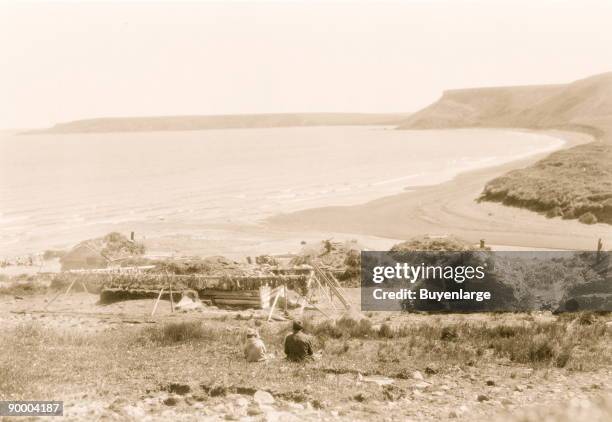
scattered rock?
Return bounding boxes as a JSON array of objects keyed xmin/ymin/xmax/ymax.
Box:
[
  {"xmin": 486, "ymin": 380, "xmax": 495, "ymax": 386},
  {"xmin": 253, "ymin": 390, "xmax": 275, "ymax": 406},
  {"xmin": 247, "ymin": 406, "xmax": 263, "ymax": 416},
  {"xmin": 413, "ymin": 381, "xmax": 430, "ymax": 390},
  {"xmin": 353, "ymin": 393, "xmax": 368, "ymax": 402},
  {"xmin": 477, "ymin": 394, "xmax": 490, "ymax": 402},
  {"xmin": 514, "ymin": 385, "xmax": 525, "ymax": 392},
  {"xmin": 412, "ymin": 371, "xmax": 424, "ymax": 381},
  {"xmin": 163, "ymin": 397, "xmax": 179, "ymax": 406},
  {"xmin": 286, "ymin": 402, "xmax": 304, "ymax": 411},
  {"xmin": 501, "ymin": 398, "xmax": 513, "ymax": 406},
  {"xmin": 448, "ymin": 410, "xmax": 458, "ymax": 418}
]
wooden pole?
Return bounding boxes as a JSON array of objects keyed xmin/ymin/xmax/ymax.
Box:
[
  {"xmin": 325, "ymin": 278, "xmax": 349, "ymax": 310},
  {"xmin": 314, "ymin": 275, "xmax": 335, "ymax": 309},
  {"xmin": 267, "ymin": 289, "xmax": 282, "ymax": 321},
  {"xmin": 44, "ymin": 290, "xmax": 63, "ymax": 310},
  {"xmin": 283, "ymin": 285, "xmax": 288, "ymax": 314},
  {"xmin": 306, "ymin": 270, "xmax": 314, "ymax": 289},
  {"xmin": 305, "ymin": 271, "xmax": 315, "ymax": 301},
  {"xmin": 597, "ymin": 238, "xmax": 604, "ymax": 262},
  {"xmin": 151, "ymin": 287, "xmax": 165, "ymax": 317},
  {"xmin": 165, "ymin": 269, "xmax": 174, "ymax": 313},
  {"xmin": 44, "ymin": 277, "xmax": 78, "ymax": 310},
  {"xmin": 314, "ymin": 264, "xmax": 349, "ymax": 310},
  {"xmin": 326, "ymin": 269, "xmax": 348, "ymax": 296},
  {"xmin": 312, "ymin": 267, "xmax": 339, "ymax": 306},
  {"xmin": 63, "ymin": 278, "xmax": 78, "ymax": 297},
  {"xmin": 297, "ymin": 292, "xmax": 331, "ymax": 318}
]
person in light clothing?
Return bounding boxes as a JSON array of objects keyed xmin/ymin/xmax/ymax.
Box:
[{"xmin": 244, "ymin": 329, "xmax": 267, "ymax": 362}]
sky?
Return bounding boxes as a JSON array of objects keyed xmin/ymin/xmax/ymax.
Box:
[{"xmin": 1, "ymin": 0, "xmax": 612, "ymax": 129}]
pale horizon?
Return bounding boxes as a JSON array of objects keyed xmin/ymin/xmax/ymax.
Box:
[{"xmin": 2, "ymin": 0, "xmax": 612, "ymax": 129}]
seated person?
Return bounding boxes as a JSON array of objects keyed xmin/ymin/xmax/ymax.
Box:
[
  {"xmin": 284, "ymin": 320, "xmax": 314, "ymax": 362},
  {"xmin": 244, "ymin": 328, "xmax": 267, "ymax": 362}
]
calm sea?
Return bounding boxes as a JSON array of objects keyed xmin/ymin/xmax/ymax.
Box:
[{"xmin": 0, "ymin": 126, "xmax": 563, "ymax": 256}]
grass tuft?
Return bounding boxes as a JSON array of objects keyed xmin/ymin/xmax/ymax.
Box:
[{"xmin": 137, "ymin": 321, "xmax": 225, "ymax": 345}]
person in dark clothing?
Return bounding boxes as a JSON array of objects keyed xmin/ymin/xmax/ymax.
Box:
[{"xmin": 284, "ymin": 320, "xmax": 314, "ymax": 361}]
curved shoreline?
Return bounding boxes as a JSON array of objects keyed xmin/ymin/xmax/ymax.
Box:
[{"xmin": 267, "ymin": 129, "xmax": 610, "ymax": 251}]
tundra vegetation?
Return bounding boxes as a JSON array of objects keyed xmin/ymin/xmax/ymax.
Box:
[{"xmin": 0, "ymin": 312, "xmax": 610, "ymax": 420}]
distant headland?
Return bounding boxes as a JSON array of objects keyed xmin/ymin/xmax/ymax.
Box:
[{"xmin": 27, "ymin": 113, "xmax": 410, "ymax": 135}]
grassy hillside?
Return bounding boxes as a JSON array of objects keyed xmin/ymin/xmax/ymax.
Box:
[
  {"xmin": 30, "ymin": 113, "xmax": 409, "ymax": 134},
  {"xmin": 399, "ymin": 72, "xmax": 612, "ymax": 225},
  {"xmin": 480, "ymin": 142, "xmax": 612, "ymax": 224}
]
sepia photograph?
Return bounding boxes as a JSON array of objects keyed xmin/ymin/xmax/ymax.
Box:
[{"xmin": 1, "ymin": 1, "xmax": 611, "ymax": 420}]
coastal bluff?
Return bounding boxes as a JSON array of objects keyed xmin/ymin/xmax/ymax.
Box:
[{"xmin": 398, "ymin": 72, "xmax": 612, "ymax": 225}]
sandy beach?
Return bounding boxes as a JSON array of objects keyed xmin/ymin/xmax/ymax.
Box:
[{"xmin": 268, "ymin": 130, "xmax": 609, "ymax": 251}]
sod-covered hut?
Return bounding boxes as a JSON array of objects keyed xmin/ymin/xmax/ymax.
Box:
[{"xmin": 60, "ymin": 232, "xmax": 145, "ymax": 271}]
